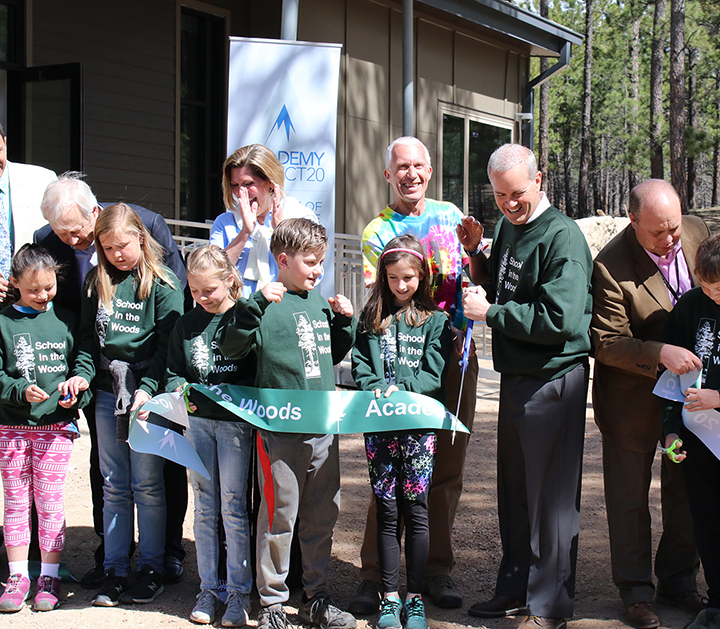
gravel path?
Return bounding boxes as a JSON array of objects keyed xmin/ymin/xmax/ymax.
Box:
[{"xmin": 0, "ymin": 362, "xmax": 704, "ymax": 628}]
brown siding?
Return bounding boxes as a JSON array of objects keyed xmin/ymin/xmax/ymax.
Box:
[
  {"xmin": 32, "ymin": 0, "xmax": 177, "ymax": 216},
  {"xmin": 300, "ymin": 0, "xmax": 527, "ymax": 236}
]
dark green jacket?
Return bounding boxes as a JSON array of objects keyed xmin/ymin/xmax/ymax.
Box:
[
  {"xmin": 486, "ymin": 206, "xmax": 593, "ymax": 380},
  {"xmin": 165, "ymin": 305, "xmax": 256, "ymax": 420},
  {"xmin": 73, "ymin": 267, "xmax": 184, "ymax": 396},
  {"xmin": 0, "ymin": 304, "xmax": 89, "ymax": 426},
  {"xmin": 220, "ymin": 289, "xmax": 356, "ymax": 392},
  {"xmin": 352, "ymin": 310, "xmax": 452, "ymax": 404}
]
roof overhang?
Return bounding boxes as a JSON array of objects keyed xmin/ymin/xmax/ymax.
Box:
[{"xmin": 417, "ymin": 0, "xmax": 583, "ymax": 57}]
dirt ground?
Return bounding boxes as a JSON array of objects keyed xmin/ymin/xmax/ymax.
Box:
[{"xmin": 0, "ymin": 360, "xmax": 704, "ymax": 629}]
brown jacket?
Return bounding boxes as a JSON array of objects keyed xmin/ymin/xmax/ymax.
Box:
[{"xmin": 591, "ymin": 215, "xmax": 710, "ymax": 452}]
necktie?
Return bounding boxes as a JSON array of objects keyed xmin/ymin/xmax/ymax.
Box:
[{"xmin": 0, "ymin": 188, "xmax": 12, "ymax": 279}]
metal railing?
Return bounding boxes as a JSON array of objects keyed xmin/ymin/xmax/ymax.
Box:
[
  {"xmin": 166, "ymin": 219, "xmax": 212, "ymax": 257},
  {"xmin": 166, "ymin": 219, "xmax": 489, "ymax": 358}
]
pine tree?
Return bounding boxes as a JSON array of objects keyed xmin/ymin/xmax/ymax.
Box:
[
  {"xmin": 14, "ymin": 336, "xmax": 36, "ymax": 384},
  {"xmin": 295, "ymin": 314, "xmax": 320, "ymax": 378},
  {"xmin": 191, "ymin": 334, "xmax": 210, "ymax": 384}
]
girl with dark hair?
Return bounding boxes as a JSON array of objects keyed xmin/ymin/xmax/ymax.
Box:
[
  {"xmin": 352, "ymin": 235, "xmax": 452, "ymax": 629},
  {"xmin": 0, "ymin": 244, "xmax": 87, "ymax": 612}
]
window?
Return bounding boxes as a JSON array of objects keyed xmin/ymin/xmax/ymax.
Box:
[
  {"xmin": 439, "ymin": 105, "xmax": 513, "ymax": 238},
  {"xmin": 0, "ymin": 0, "xmax": 24, "ymax": 70},
  {"xmin": 7, "ymin": 63, "xmax": 83, "ymax": 173},
  {"xmin": 180, "ymin": 6, "xmax": 226, "ymax": 224}
]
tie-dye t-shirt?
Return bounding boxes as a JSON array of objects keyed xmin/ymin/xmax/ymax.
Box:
[{"xmin": 361, "ymin": 199, "xmax": 469, "ymax": 329}]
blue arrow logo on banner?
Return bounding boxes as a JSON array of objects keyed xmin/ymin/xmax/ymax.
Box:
[{"xmin": 266, "ymin": 105, "xmax": 296, "ymax": 142}]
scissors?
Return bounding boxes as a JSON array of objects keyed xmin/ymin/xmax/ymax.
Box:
[{"xmin": 658, "ymin": 438, "xmax": 683, "ymax": 464}]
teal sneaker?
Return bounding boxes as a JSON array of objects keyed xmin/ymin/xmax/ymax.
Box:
[
  {"xmin": 403, "ymin": 597, "xmax": 428, "ymax": 629},
  {"xmin": 376, "ymin": 597, "xmax": 402, "ymax": 629}
]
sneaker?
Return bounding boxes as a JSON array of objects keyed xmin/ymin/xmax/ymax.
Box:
[
  {"xmin": 349, "ymin": 580, "xmax": 382, "ymax": 615},
  {"xmin": 190, "ymin": 589, "xmax": 219, "ymax": 624},
  {"xmin": 376, "ymin": 597, "xmax": 402, "ymax": 629},
  {"xmin": 92, "ymin": 569, "xmax": 128, "ymax": 607},
  {"xmin": 80, "ymin": 561, "xmax": 106, "ymax": 589},
  {"xmin": 33, "ymin": 575, "xmax": 61, "ymax": 611},
  {"xmin": 0, "ymin": 573, "xmax": 32, "ymax": 612},
  {"xmin": 258, "ymin": 604, "xmax": 288, "ymax": 629},
  {"xmin": 403, "ymin": 597, "xmax": 428, "ymax": 629},
  {"xmin": 119, "ymin": 564, "xmax": 164, "ymax": 604},
  {"xmin": 223, "ymin": 592, "xmax": 250, "ymax": 627},
  {"xmin": 299, "ymin": 594, "xmax": 357, "ymax": 629},
  {"xmin": 423, "ymin": 575, "xmax": 462, "ymax": 608}
]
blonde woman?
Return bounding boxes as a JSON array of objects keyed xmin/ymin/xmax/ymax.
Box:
[{"xmin": 210, "ymin": 144, "xmax": 317, "ymax": 297}]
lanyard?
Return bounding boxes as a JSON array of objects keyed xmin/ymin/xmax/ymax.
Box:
[{"xmin": 657, "ymin": 255, "xmax": 682, "ymax": 303}]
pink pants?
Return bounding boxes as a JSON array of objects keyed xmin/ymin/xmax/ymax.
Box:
[{"xmin": 0, "ymin": 424, "xmax": 75, "ymax": 552}]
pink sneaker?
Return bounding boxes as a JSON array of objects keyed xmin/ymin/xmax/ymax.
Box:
[
  {"xmin": 33, "ymin": 575, "xmax": 61, "ymax": 611},
  {"xmin": 0, "ymin": 573, "xmax": 32, "ymax": 612}
]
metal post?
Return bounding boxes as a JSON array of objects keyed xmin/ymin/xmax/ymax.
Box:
[
  {"xmin": 402, "ymin": 0, "xmax": 414, "ymax": 136},
  {"xmin": 281, "ymin": 0, "xmax": 299, "ymax": 41}
]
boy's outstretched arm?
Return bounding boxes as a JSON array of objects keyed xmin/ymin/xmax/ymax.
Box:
[
  {"xmin": 219, "ymin": 285, "xmax": 284, "ymax": 360},
  {"xmin": 328, "ymin": 293, "xmax": 357, "ymax": 364}
]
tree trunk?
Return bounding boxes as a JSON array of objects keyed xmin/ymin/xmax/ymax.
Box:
[
  {"xmin": 669, "ymin": 0, "xmax": 687, "ymax": 211},
  {"xmin": 538, "ymin": 0, "xmax": 550, "ymax": 189},
  {"xmin": 650, "ymin": 0, "xmax": 666, "ymax": 179},
  {"xmin": 564, "ymin": 141, "xmax": 573, "ymax": 216},
  {"xmin": 687, "ymin": 46, "xmax": 697, "ymax": 209},
  {"xmin": 577, "ymin": 0, "xmax": 593, "ymax": 218},
  {"xmin": 592, "ymin": 124, "xmax": 602, "ymax": 213},
  {"xmin": 714, "ymin": 75, "xmax": 720, "ymax": 207},
  {"xmin": 628, "ymin": 3, "xmax": 641, "ymax": 192}
]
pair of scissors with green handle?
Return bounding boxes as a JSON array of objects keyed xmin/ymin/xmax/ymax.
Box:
[{"xmin": 658, "ymin": 438, "xmax": 684, "ymax": 464}]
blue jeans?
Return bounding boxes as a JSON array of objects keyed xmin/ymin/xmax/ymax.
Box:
[
  {"xmin": 187, "ymin": 417, "xmax": 252, "ymax": 594},
  {"xmin": 96, "ymin": 389, "xmax": 166, "ymax": 576}
]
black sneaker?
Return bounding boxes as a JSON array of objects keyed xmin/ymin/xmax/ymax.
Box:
[
  {"xmin": 257, "ymin": 604, "xmax": 287, "ymax": 629},
  {"xmin": 348, "ymin": 580, "xmax": 382, "ymax": 616},
  {"xmin": 299, "ymin": 594, "xmax": 357, "ymax": 629},
  {"xmin": 92, "ymin": 569, "xmax": 129, "ymax": 607},
  {"xmin": 119, "ymin": 564, "xmax": 164, "ymax": 604}
]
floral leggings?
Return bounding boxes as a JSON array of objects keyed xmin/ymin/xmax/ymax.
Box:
[
  {"xmin": 365, "ymin": 431, "xmax": 436, "ymax": 593},
  {"xmin": 0, "ymin": 424, "xmax": 76, "ymax": 552}
]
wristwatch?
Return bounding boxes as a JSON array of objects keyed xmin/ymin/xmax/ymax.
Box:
[{"xmin": 464, "ymin": 246, "xmax": 483, "ymax": 257}]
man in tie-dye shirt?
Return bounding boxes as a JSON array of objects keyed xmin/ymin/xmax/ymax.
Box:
[{"xmin": 351, "ymin": 136, "xmax": 485, "ymax": 615}]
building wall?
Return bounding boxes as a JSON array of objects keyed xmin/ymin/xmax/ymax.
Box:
[
  {"xmin": 299, "ymin": 0, "xmax": 528, "ymax": 236},
  {"xmin": 30, "ymin": 0, "xmax": 276, "ymax": 218},
  {"xmin": 28, "ymin": 0, "xmax": 527, "ymax": 231}
]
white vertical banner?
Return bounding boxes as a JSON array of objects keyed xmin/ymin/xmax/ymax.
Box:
[{"xmin": 227, "ymin": 37, "xmax": 342, "ymax": 299}]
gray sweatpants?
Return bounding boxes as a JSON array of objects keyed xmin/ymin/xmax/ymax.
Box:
[{"xmin": 256, "ymin": 430, "xmax": 341, "ymax": 607}]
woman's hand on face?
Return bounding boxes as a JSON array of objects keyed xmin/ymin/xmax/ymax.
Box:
[
  {"xmin": 270, "ymin": 188, "xmax": 284, "ymax": 229},
  {"xmin": 236, "ymin": 187, "xmax": 259, "ymax": 235}
]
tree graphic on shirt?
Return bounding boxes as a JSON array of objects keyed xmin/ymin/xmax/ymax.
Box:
[
  {"xmin": 695, "ymin": 319, "xmax": 716, "ymax": 384},
  {"xmin": 380, "ymin": 325, "xmax": 397, "ymax": 385},
  {"xmin": 496, "ymin": 246, "xmax": 510, "ymax": 303},
  {"xmin": 295, "ymin": 312, "xmax": 321, "ymax": 379},
  {"xmin": 191, "ymin": 334, "xmax": 210, "ymax": 384},
  {"xmin": 13, "ymin": 335, "xmax": 36, "ymax": 384},
  {"xmin": 96, "ymin": 306, "xmax": 110, "ymax": 348}
]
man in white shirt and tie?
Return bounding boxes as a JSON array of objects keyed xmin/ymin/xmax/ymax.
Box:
[{"xmin": 0, "ymin": 123, "xmax": 56, "ymax": 301}]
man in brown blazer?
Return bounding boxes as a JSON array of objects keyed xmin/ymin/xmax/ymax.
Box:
[{"xmin": 592, "ymin": 179, "xmax": 708, "ymax": 629}]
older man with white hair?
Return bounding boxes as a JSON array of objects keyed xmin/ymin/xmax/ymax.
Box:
[
  {"xmin": 463, "ymin": 143, "xmax": 593, "ymax": 629},
  {"xmin": 34, "ymin": 173, "xmax": 188, "ymax": 588},
  {"xmin": 351, "ymin": 137, "xmax": 484, "ymax": 616}
]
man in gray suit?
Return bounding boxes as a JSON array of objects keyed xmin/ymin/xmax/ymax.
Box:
[{"xmin": 592, "ymin": 179, "xmax": 709, "ymax": 629}]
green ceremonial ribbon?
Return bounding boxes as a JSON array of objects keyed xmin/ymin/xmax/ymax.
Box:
[{"xmin": 190, "ymin": 383, "xmax": 469, "ymax": 436}]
